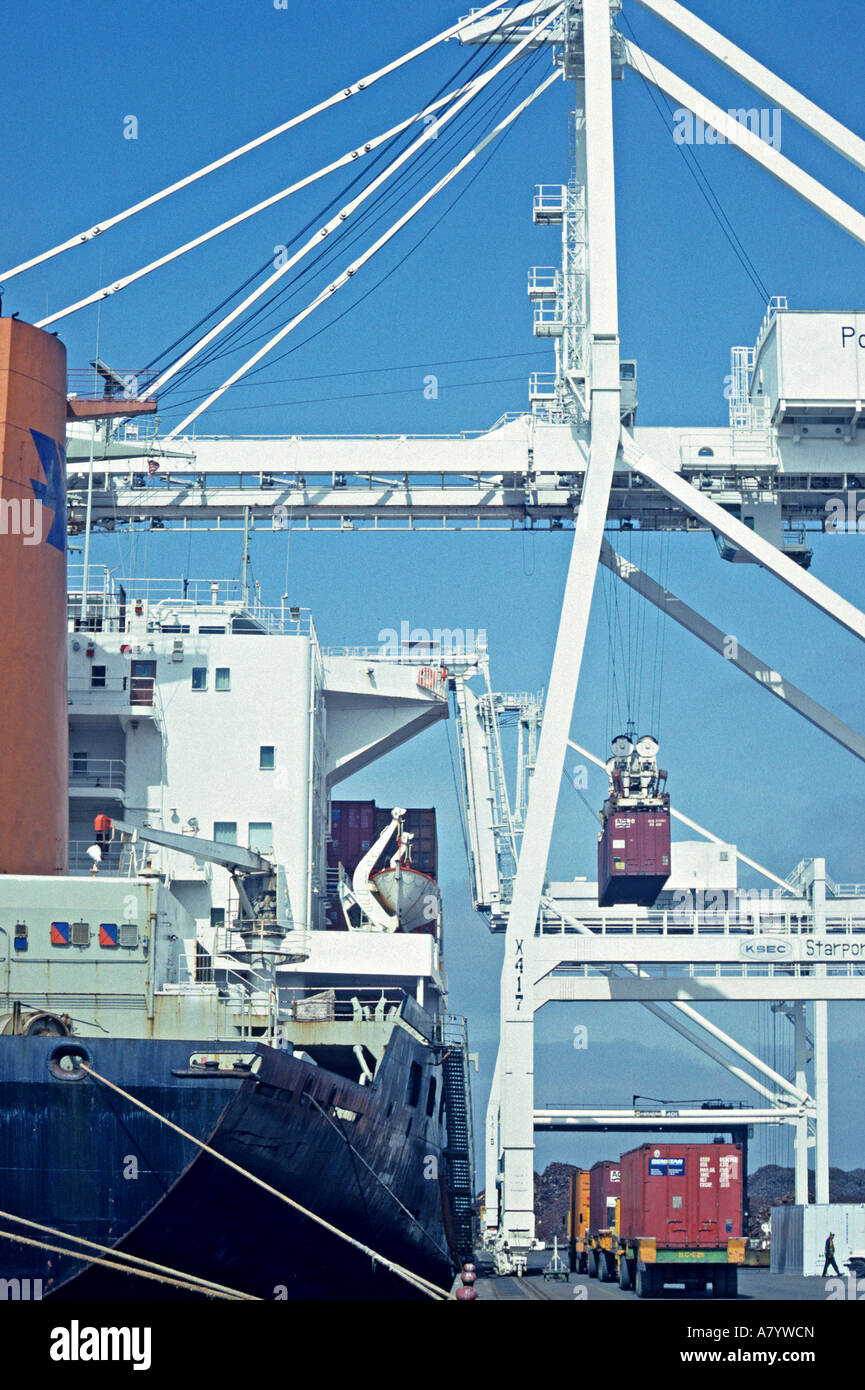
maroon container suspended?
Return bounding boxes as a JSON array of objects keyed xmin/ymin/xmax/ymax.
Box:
[
  {"xmin": 619, "ymin": 1143, "xmax": 743, "ymax": 1248},
  {"xmin": 598, "ymin": 805, "xmax": 671, "ymax": 907}
]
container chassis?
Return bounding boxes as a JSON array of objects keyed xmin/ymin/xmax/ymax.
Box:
[{"xmin": 588, "ymin": 1234, "xmax": 746, "ymax": 1298}]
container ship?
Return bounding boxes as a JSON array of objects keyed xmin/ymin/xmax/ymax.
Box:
[{"xmin": 0, "ymin": 319, "xmax": 475, "ymax": 1301}]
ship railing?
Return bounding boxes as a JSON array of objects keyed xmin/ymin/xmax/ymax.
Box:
[
  {"xmin": 537, "ymin": 904, "xmax": 865, "ymax": 934},
  {"xmin": 68, "ymin": 676, "xmax": 131, "ymax": 701},
  {"xmin": 555, "ymin": 960, "xmax": 865, "ymax": 980},
  {"xmin": 69, "ymin": 757, "xmax": 126, "ymax": 790},
  {"xmin": 68, "ymin": 839, "xmax": 123, "ymax": 875},
  {"xmin": 324, "ymin": 644, "xmax": 486, "ymax": 675},
  {"xmin": 278, "ymin": 986, "xmax": 407, "ymax": 1024}
]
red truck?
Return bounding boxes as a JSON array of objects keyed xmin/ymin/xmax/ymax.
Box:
[{"xmin": 613, "ymin": 1142, "xmax": 746, "ymax": 1298}]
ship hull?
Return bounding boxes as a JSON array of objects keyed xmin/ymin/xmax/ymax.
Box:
[{"xmin": 0, "ymin": 1018, "xmax": 455, "ymax": 1300}]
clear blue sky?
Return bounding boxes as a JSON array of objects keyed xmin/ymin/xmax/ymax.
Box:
[{"xmin": 4, "ymin": 0, "xmax": 865, "ymax": 1173}]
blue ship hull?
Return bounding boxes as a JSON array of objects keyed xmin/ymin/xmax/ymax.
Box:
[{"xmin": 0, "ymin": 1008, "xmax": 456, "ymax": 1300}]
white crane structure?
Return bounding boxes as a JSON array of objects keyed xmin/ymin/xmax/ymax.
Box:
[{"xmin": 14, "ymin": 2, "xmax": 865, "ymax": 1273}]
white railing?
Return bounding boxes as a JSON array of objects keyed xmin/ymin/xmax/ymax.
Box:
[
  {"xmin": 539, "ymin": 905, "xmax": 865, "ymax": 936},
  {"xmin": 69, "ymin": 758, "xmax": 126, "ymax": 790},
  {"xmin": 68, "ymin": 839, "xmax": 123, "ymax": 874},
  {"xmin": 533, "ymin": 183, "xmax": 567, "ymax": 218},
  {"xmin": 529, "ymin": 372, "xmax": 558, "ymax": 399},
  {"xmin": 533, "ymin": 301, "xmax": 565, "ymax": 335},
  {"xmin": 528, "ymin": 267, "xmax": 562, "ymax": 298}
]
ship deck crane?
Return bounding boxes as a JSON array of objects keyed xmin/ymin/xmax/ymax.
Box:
[{"xmin": 97, "ymin": 817, "xmax": 308, "ymax": 965}]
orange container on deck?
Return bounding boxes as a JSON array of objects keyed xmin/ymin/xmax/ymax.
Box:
[{"xmin": 0, "ymin": 319, "xmax": 68, "ymax": 874}]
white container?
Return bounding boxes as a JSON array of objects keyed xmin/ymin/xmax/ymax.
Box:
[{"xmin": 771, "ymin": 1203, "xmax": 865, "ymax": 1276}]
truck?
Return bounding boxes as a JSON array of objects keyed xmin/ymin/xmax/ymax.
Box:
[
  {"xmin": 584, "ymin": 1159, "xmax": 622, "ymax": 1281},
  {"xmin": 613, "ymin": 1142, "xmax": 746, "ymax": 1298},
  {"xmin": 566, "ymin": 1169, "xmax": 590, "ymax": 1273}
]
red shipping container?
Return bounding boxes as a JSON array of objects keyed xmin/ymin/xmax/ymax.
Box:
[
  {"xmin": 327, "ymin": 800, "xmax": 376, "ymax": 872},
  {"xmin": 598, "ymin": 806, "xmax": 671, "ymax": 907},
  {"xmin": 329, "ymin": 803, "xmax": 438, "ymax": 879},
  {"xmin": 589, "ymin": 1159, "xmax": 621, "ymax": 1232},
  {"xmin": 619, "ymin": 1143, "xmax": 743, "ymax": 1249}
]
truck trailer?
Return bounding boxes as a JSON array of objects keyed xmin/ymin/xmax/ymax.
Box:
[
  {"xmin": 566, "ymin": 1169, "xmax": 590, "ymax": 1273},
  {"xmin": 613, "ymin": 1142, "xmax": 746, "ymax": 1298},
  {"xmin": 585, "ymin": 1159, "xmax": 622, "ymax": 1282}
]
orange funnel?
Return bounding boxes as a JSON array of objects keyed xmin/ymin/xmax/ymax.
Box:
[{"xmin": 0, "ymin": 319, "xmax": 68, "ymax": 874}]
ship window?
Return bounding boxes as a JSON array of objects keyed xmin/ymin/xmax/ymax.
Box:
[
  {"xmin": 259, "ymin": 746, "xmax": 275, "ymax": 770},
  {"xmin": 698, "ymin": 447, "xmax": 715, "ymax": 457},
  {"xmin": 214, "ymin": 822, "xmax": 238, "ymax": 844},
  {"xmin": 248, "ymin": 823, "xmax": 273, "ymax": 854},
  {"xmin": 439, "ymin": 1088, "xmax": 446, "ymax": 1123},
  {"xmin": 210, "ymin": 907, "xmax": 226, "ymax": 929},
  {"xmin": 71, "ymin": 751, "xmax": 88, "ymax": 776},
  {"xmin": 406, "ymin": 1061, "xmax": 423, "ymax": 1108},
  {"xmin": 426, "ymin": 1077, "xmax": 437, "ymax": 1117},
  {"xmin": 191, "ymin": 667, "xmax": 207, "ymax": 691},
  {"xmin": 198, "ymin": 625, "xmax": 226, "ymax": 634},
  {"xmin": 215, "ymin": 668, "xmax": 231, "ymax": 691},
  {"xmin": 90, "ymin": 665, "xmax": 106, "ymax": 689}
]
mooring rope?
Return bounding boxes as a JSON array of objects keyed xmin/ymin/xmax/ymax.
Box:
[
  {"xmin": 0, "ymin": 1208, "xmax": 258, "ymax": 1300},
  {"xmin": 0, "ymin": 1228, "xmax": 252, "ymax": 1299},
  {"xmin": 80, "ymin": 1062, "xmax": 449, "ymax": 1300}
]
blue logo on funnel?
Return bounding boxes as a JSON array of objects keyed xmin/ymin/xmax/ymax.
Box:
[{"xmin": 29, "ymin": 429, "xmax": 66, "ymax": 552}]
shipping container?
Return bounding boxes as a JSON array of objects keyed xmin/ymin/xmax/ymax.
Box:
[
  {"xmin": 327, "ymin": 800, "xmax": 377, "ymax": 873},
  {"xmin": 589, "ymin": 1160, "xmax": 621, "ymax": 1233},
  {"xmin": 620, "ymin": 1142, "xmax": 742, "ymax": 1247},
  {"xmin": 567, "ymin": 1169, "xmax": 591, "ymax": 1272},
  {"xmin": 597, "ymin": 806, "xmax": 671, "ymax": 907},
  {"xmin": 613, "ymin": 1143, "xmax": 746, "ymax": 1298},
  {"xmin": 373, "ymin": 806, "xmax": 438, "ymax": 880},
  {"xmin": 771, "ymin": 1203, "xmax": 865, "ymax": 1277}
]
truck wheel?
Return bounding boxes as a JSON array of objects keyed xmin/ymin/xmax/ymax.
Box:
[
  {"xmin": 618, "ymin": 1257, "xmax": 632, "ymax": 1291},
  {"xmin": 635, "ymin": 1263, "xmax": 655, "ymax": 1299},
  {"xmin": 587, "ymin": 1248, "xmax": 598, "ymax": 1279}
]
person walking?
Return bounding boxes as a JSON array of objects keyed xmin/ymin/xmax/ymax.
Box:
[{"xmin": 822, "ymin": 1232, "xmax": 840, "ymax": 1277}]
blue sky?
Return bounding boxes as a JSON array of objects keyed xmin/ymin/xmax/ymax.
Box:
[{"xmin": 4, "ymin": 0, "xmax": 865, "ymax": 1173}]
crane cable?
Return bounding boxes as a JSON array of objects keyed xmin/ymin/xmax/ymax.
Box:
[
  {"xmin": 157, "ymin": 41, "xmax": 551, "ymax": 404},
  {"xmin": 150, "ymin": 9, "xmax": 565, "ymax": 412},
  {"xmin": 138, "ymin": 21, "xmax": 515, "ymax": 376},
  {"xmin": 0, "ymin": 0, "xmax": 523, "ymax": 283},
  {"xmin": 164, "ymin": 66, "xmax": 563, "ymax": 438},
  {"xmin": 34, "ymin": 79, "xmax": 488, "ymax": 330}
]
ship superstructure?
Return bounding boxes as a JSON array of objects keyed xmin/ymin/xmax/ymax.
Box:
[{"xmin": 0, "ymin": 561, "xmax": 479, "ymax": 1297}]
